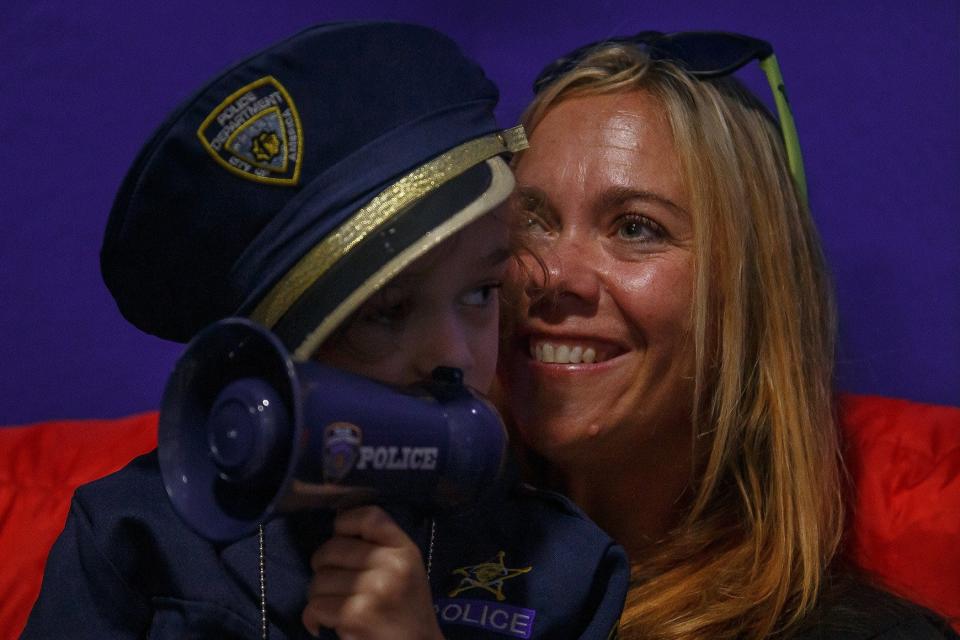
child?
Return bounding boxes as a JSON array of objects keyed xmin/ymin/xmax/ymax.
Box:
[{"xmin": 22, "ymin": 22, "xmax": 628, "ymax": 639}]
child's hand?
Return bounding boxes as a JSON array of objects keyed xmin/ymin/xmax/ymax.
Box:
[{"xmin": 301, "ymin": 505, "xmax": 443, "ymax": 639}]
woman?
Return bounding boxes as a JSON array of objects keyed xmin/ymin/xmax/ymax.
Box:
[{"xmin": 498, "ymin": 31, "xmax": 957, "ymax": 639}]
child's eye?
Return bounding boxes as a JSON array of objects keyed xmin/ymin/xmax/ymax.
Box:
[
  {"xmin": 459, "ymin": 283, "xmax": 501, "ymax": 307},
  {"xmin": 363, "ymin": 302, "xmax": 408, "ymax": 326},
  {"xmin": 615, "ymin": 214, "xmax": 665, "ymax": 242},
  {"xmin": 356, "ymin": 288, "xmax": 410, "ymax": 328}
]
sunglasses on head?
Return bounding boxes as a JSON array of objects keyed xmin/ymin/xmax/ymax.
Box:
[{"xmin": 533, "ymin": 31, "xmax": 808, "ymax": 207}]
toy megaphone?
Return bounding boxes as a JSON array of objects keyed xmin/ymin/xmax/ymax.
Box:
[{"xmin": 158, "ymin": 318, "xmax": 507, "ymax": 542}]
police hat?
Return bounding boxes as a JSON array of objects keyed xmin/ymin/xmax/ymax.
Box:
[{"xmin": 101, "ymin": 22, "xmax": 525, "ymax": 358}]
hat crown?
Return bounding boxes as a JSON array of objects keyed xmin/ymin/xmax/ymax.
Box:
[{"xmin": 102, "ymin": 22, "xmax": 501, "ymax": 343}]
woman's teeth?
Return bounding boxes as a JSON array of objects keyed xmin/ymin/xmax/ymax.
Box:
[{"xmin": 531, "ymin": 341, "xmax": 598, "ymax": 364}]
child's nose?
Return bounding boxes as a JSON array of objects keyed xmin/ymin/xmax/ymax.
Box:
[{"xmin": 413, "ymin": 313, "xmax": 474, "ymax": 382}]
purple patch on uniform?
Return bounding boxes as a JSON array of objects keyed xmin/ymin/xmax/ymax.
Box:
[{"xmin": 435, "ymin": 598, "xmax": 536, "ymax": 638}]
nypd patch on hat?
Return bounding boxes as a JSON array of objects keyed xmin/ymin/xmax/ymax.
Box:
[
  {"xmin": 196, "ymin": 76, "xmax": 303, "ymax": 186},
  {"xmin": 100, "ymin": 21, "xmax": 525, "ymax": 356}
]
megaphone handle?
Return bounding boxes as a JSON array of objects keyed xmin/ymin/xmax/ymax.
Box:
[{"xmin": 375, "ymin": 505, "xmax": 436, "ymax": 578}]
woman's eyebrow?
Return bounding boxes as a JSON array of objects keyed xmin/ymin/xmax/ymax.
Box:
[
  {"xmin": 513, "ymin": 185, "xmax": 559, "ymax": 227},
  {"xmin": 597, "ymin": 186, "xmax": 690, "ymax": 220},
  {"xmin": 515, "ymin": 185, "xmax": 549, "ymax": 208},
  {"xmin": 517, "ymin": 184, "xmax": 689, "ymax": 218}
]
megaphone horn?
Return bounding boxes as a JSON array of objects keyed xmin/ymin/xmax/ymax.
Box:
[{"xmin": 158, "ymin": 318, "xmax": 508, "ymax": 542}]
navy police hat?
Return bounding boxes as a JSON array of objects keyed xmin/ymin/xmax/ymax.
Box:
[{"xmin": 101, "ymin": 22, "xmax": 525, "ymax": 358}]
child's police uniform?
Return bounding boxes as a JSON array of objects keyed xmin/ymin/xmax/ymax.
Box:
[
  {"xmin": 25, "ymin": 452, "xmax": 626, "ymax": 639},
  {"xmin": 22, "ymin": 22, "xmax": 629, "ymax": 639}
]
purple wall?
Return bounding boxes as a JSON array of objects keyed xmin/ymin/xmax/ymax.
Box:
[{"xmin": 1, "ymin": 0, "xmax": 957, "ymax": 425}]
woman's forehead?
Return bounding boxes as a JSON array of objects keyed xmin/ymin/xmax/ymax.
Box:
[{"xmin": 516, "ymin": 92, "xmax": 689, "ymax": 217}]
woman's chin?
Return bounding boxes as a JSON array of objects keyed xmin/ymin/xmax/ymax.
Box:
[{"xmin": 514, "ymin": 412, "xmax": 609, "ymax": 465}]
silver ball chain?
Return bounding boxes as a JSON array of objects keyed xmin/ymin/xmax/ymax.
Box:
[
  {"xmin": 259, "ymin": 523, "xmax": 268, "ymax": 640},
  {"xmin": 256, "ymin": 516, "xmax": 437, "ymax": 640}
]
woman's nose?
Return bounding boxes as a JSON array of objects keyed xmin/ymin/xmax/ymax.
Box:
[{"xmin": 524, "ymin": 235, "xmax": 601, "ymax": 312}]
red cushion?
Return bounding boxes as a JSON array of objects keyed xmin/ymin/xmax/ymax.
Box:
[
  {"xmin": 840, "ymin": 393, "xmax": 960, "ymax": 628},
  {"xmin": 1, "ymin": 396, "xmax": 957, "ymax": 635},
  {"xmin": 0, "ymin": 412, "xmax": 158, "ymax": 638}
]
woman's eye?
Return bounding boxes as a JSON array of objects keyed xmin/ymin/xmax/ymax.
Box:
[
  {"xmin": 512, "ymin": 213, "xmax": 549, "ymax": 239},
  {"xmin": 525, "ymin": 216, "xmax": 547, "ymax": 232},
  {"xmin": 513, "ymin": 193, "xmax": 552, "ymax": 236},
  {"xmin": 460, "ymin": 283, "xmax": 501, "ymax": 307},
  {"xmin": 616, "ymin": 214, "xmax": 664, "ymax": 242}
]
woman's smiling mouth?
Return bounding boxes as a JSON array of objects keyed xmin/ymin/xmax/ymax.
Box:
[{"xmin": 527, "ymin": 337, "xmax": 624, "ymax": 364}]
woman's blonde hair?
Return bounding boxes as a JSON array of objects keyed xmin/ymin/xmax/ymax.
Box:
[{"xmin": 520, "ymin": 44, "xmax": 844, "ymax": 639}]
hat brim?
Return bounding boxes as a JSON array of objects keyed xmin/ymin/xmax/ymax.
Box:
[{"xmin": 257, "ymin": 156, "xmax": 514, "ymax": 360}]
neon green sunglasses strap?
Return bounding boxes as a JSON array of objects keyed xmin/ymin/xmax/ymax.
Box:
[{"xmin": 759, "ymin": 54, "xmax": 809, "ymax": 207}]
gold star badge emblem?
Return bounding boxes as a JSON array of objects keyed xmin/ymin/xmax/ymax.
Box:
[{"xmin": 448, "ymin": 551, "xmax": 532, "ymax": 602}]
